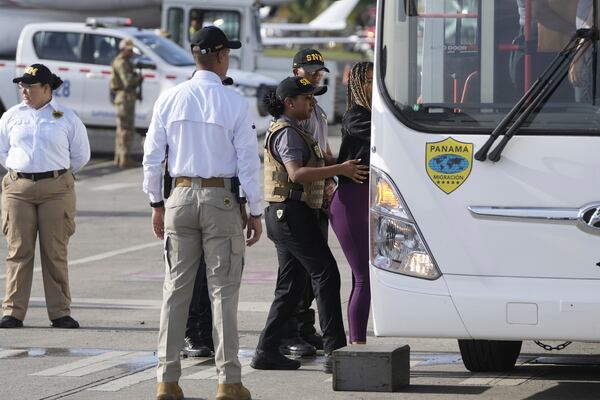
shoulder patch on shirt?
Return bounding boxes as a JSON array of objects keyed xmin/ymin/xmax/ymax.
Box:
[{"xmin": 52, "ymin": 110, "xmax": 64, "ymax": 119}]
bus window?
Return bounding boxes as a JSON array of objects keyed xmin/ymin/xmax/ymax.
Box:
[
  {"xmin": 188, "ymin": 9, "xmax": 241, "ymax": 42},
  {"xmin": 380, "ymin": 0, "xmax": 600, "ymax": 134},
  {"xmin": 166, "ymin": 7, "xmax": 185, "ymax": 47}
]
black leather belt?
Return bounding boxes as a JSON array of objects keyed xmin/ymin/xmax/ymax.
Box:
[{"xmin": 17, "ymin": 169, "xmax": 68, "ymax": 181}]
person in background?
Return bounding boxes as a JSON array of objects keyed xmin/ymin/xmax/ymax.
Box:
[
  {"xmin": 278, "ymin": 48, "xmax": 336, "ymax": 357},
  {"xmin": 182, "ymin": 259, "xmax": 214, "ymax": 358},
  {"xmin": 329, "ymin": 61, "xmax": 373, "ymax": 345},
  {"xmin": 0, "ymin": 64, "xmax": 90, "ymax": 329},
  {"xmin": 110, "ymin": 38, "xmax": 143, "ymax": 169},
  {"xmin": 250, "ymin": 76, "xmax": 368, "ymax": 373},
  {"xmin": 569, "ymin": 0, "xmax": 598, "ymax": 102},
  {"xmin": 189, "ymin": 18, "xmax": 202, "ymax": 38}
]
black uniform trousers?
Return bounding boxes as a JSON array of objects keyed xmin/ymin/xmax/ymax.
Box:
[
  {"xmin": 283, "ymin": 210, "xmax": 328, "ymax": 339},
  {"xmin": 257, "ymin": 200, "xmax": 347, "ymax": 354},
  {"xmin": 185, "ymin": 257, "xmax": 214, "ymax": 350}
]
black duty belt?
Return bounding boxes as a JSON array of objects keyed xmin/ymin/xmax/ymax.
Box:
[{"xmin": 17, "ymin": 169, "xmax": 68, "ymax": 181}]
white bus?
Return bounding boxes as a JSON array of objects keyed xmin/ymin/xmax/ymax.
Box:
[{"xmin": 369, "ymin": 0, "xmax": 600, "ymax": 372}]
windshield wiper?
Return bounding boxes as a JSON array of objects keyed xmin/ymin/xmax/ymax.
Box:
[{"xmin": 475, "ymin": 28, "xmax": 599, "ymax": 162}]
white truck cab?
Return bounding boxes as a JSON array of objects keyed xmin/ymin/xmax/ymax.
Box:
[
  {"xmin": 161, "ymin": 0, "xmax": 337, "ymax": 122},
  {"xmin": 12, "ymin": 18, "xmax": 276, "ymax": 133}
]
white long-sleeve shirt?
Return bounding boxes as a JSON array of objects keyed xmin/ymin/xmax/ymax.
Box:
[
  {"xmin": 143, "ymin": 70, "xmax": 262, "ymax": 216},
  {"xmin": 0, "ymin": 98, "xmax": 90, "ymax": 173}
]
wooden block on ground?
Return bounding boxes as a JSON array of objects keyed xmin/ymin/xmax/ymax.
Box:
[{"xmin": 332, "ymin": 344, "xmax": 410, "ymax": 392}]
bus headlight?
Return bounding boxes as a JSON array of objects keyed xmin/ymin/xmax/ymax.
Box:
[{"xmin": 370, "ymin": 167, "xmax": 441, "ymax": 280}]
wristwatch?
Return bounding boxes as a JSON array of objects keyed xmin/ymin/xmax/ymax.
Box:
[{"xmin": 150, "ymin": 200, "xmax": 165, "ymax": 208}]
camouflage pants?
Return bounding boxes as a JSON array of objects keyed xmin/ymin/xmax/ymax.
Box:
[{"xmin": 115, "ymin": 100, "xmax": 135, "ymax": 167}]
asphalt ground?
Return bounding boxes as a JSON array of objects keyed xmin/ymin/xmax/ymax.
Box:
[{"xmin": 0, "ymin": 126, "xmax": 600, "ymax": 400}]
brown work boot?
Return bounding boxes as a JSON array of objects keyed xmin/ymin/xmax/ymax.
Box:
[
  {"xmin": 215, "ymin": 383, "xmax": 251, "ymax": 400},
  {"xmin": 156, "ymin": 382, "xmax": 184, "ymax": 400}
]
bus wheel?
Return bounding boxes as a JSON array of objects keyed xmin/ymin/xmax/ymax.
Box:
[{"xmin": 458, "ymin": 339, "xmax": 522, "ymax": 372}]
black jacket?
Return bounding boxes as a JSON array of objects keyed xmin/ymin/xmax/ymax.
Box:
[{"xmin": 336, "ymin": 104, "xmax": 371, "ymax": 184}]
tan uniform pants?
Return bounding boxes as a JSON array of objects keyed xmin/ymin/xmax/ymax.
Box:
[
  {"xmin": 1, "ymin": 171, "xmax": 76, "ymax": 321},
  {"xmin": 115, "ymin": 94, "xmax": 136, "ymax": 166},
  {"xmin": 157, "ymin": 182, "xmax": 245, "ymax": 384}
]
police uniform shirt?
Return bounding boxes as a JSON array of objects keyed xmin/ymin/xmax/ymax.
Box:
[
  {"xmin": 0, "ymin": 98, "xmax": 91, "ymax": 173},
  {"xmin": 143, "ymin": 70, "xmax": 262, "ymax": 216},
  {"xmin": 299, "ymin": 101, "xmax": 328, "ymax": 151},
  {"xmin": 271, "ymin": 115, "xmax": 312, "ymax": 165}
]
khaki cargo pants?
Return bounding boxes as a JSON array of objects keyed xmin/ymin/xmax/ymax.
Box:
[
  {"xmin": 157, "ymin": 181, "xmax": 245, "ymax": 384},
  {"xmin": 1, "ymin": 171, "xmax": 76, "ymax": 321}
]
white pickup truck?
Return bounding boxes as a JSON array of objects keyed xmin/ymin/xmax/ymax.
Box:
[{"xmin": 0, "ymin": 18, "xmax": 277, "ymax": 134}]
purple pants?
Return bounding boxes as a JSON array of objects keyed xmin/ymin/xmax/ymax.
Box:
[{"xmin": 329, "ymin": 180, "xmax": 370, "ymax": 343}]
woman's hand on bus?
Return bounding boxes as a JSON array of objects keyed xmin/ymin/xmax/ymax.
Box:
[{"xmin": 338, "ymin": 159, "xmax": 369, "ymax": 183}]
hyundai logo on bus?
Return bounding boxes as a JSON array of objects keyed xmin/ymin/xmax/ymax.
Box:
[{"xmin": 578, "ymin": 204, "xmax": 600, "ymax": 234}]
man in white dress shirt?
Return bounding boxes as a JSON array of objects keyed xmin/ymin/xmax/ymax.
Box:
[
  {"xmin": 0, "ymin": 64, "xmax": 90, "ymax": 329},
  {"xmin": 143, "ymin": 26, "xmax": 262, "ymax": 400}
]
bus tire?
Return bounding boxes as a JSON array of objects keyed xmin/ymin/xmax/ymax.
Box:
[{"xmin": 458, "ymin": 339, "xmax": 522, "ymax": 372}]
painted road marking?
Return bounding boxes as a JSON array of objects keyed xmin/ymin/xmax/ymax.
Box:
[
  {"xmin": 89, "ymin": 358, "xmax": 203, "ymax": 392},
  {"xmin": 0, "ymin": 349, "xmax": 28, "ymax": 359},
  {"xmin": 31, "ymin": 351, "xmax": 133, "ymax": 376},
  {"xmin": 27, "ymin": 297, "xmax": 271, "ymax": 312},
  {"xmin": 90, "ymin": 183, "xmax": 139, "ymax": 192},
  {"xmin": 0, "ymin": 242, "xmax": 161, "ymax": 280},
  {"xmin": 62, "ymin": 352, "xmax": 154, "ymax": 377},
  {"xmin": 183, "ymin": 357, "xmax": 253, "ymax": 380}
]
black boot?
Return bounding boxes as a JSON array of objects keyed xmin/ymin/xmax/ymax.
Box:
[
  {"xmin": 279, "ymin": 336, "xmax": 316, "ymax": 357},
  {"xmin": 50, "ymin": 316, "xmax": 79, "ymax": 329},
  {"xmin": 182, "ymin": 336, "xmax": 212, "ymax": 358},
  {"xmin": 302, "ymin": 332, "xmax": 324, "ymax": 350},
  {"xmin": 250, "ymin": 349, "xmax": 301, "ymax": 370},
  {"xmin": 0, "ymin": 316, "xmax": 23, "ymax": 328}
]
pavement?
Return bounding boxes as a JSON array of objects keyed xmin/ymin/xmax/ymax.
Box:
[{"xmin": 0, "ymin": 127, "xmax": 600, "ymax": 400}]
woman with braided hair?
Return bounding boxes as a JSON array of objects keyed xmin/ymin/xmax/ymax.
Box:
[{"xmin": 329, "ymin": 61, "xmax": 374, "ymax": 344}]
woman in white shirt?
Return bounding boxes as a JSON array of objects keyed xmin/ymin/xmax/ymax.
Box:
[{"xmin": 0, "ymin": 63, "xmax": 90, "ymax": 329}]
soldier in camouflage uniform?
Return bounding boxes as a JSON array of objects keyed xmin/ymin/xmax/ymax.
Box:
[{"xmin": 110, "ymin": 38, "xmax": 142, "ymax": 169}]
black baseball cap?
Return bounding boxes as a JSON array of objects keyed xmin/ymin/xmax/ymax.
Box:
[
  {"xmin": 190, "ymin": 26, "xmax": 241, "ymax": 54},
  {"xmin": 276, "ymin": 76, "xmax": 327, "ymax": 101},
  {"xmin": 292, "ymin": 48, "xmax": 330, "ymax": 73},
  {"xmin": 13, "ymin": 64, "xmax": 54, "ymax": 85}
]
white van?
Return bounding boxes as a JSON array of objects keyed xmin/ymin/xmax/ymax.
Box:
[
  {"xmin": 370, "ymin": 0, "xmax": 600, "ymax": 372},
  {"xmin": 9, "ymin": 18, "xmax": 276, "ymax": 133}
]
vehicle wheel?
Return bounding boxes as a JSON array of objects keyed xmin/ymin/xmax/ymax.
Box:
[{"xmin": 458, "ymin": 339, "xmax": 522, "ymax": 372}]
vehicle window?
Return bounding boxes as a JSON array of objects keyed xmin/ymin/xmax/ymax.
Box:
[
  {"xmin": 33, "ymin": 31, "xmax": 82, "ymax": 62},
  {"xmin": 82, "ymin": 35, "xmax": 119, "ymax": 65},
  {"xmin": 134, "ymin": 33, "xmax": 194, "ymax": 66},
  {"xmin": 189, "ymin": 9, "xmax": 241, "ymax": 41},
  {"xmin": 167, "ymin": 7, "xmax": 185, "ymax": 47},
  {"xmin": 380, "ymin": 0, "xmax": 600, "ymax": 134}
]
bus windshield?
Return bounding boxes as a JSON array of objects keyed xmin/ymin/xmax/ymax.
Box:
[
  {"xmin": 134, "ymin": 33, "xmax": 195, "ymax": 66},
  {"xmin": 379, "ymin": 0, "xmax": 600, "ymax": 134}
]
